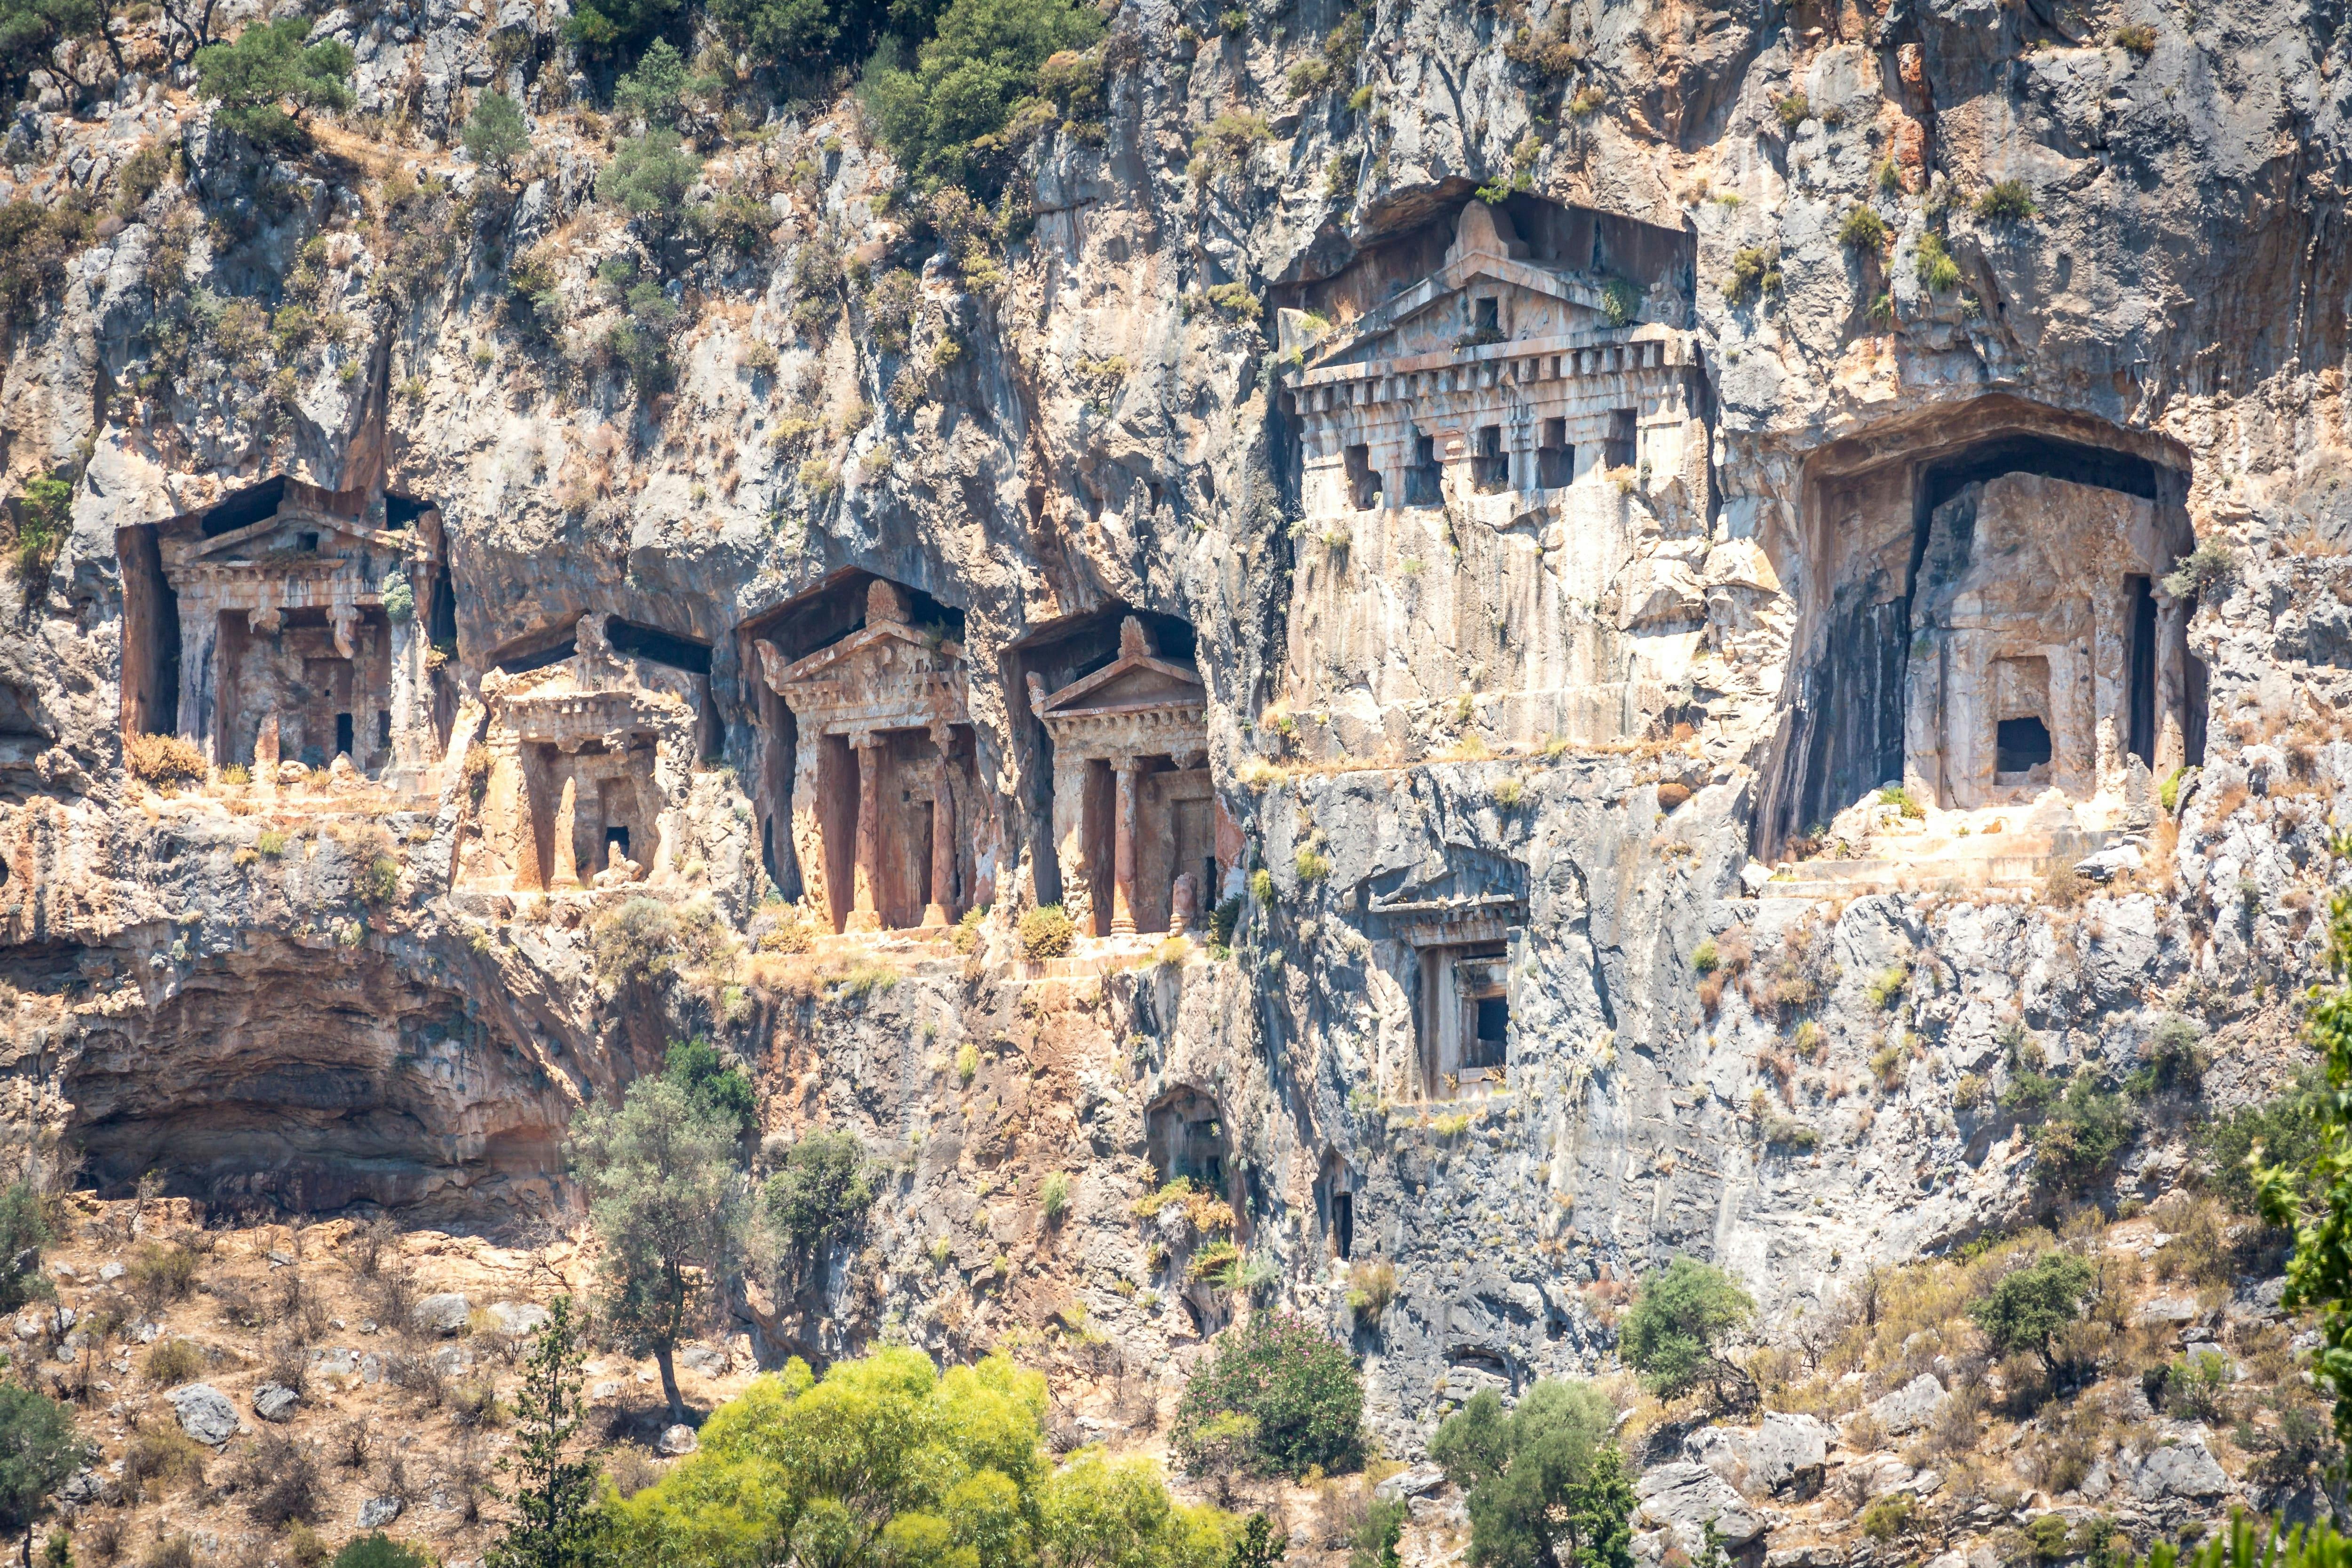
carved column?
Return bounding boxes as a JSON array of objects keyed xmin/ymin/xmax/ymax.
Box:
[
  {"xmin": 2154, "ymin": 597, "xmax": 2189, "ymax": 774},
  {"xmin": 1111, "ymin": 756, "xmax": 1140, "ymax": 936},
  {"xmin": 551, "ymin": 775, "xmax": 580, "ymax": 889},
  {"xmin": 847, "ymin": 734, "xmax": 884, "ymax": 933},
  {"xmin": 923, "ymin": 744, "xmax": 955, "ymax": 928}
]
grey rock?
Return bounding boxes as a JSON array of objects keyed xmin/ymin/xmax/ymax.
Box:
[
  {"xmin": 412, "ymin": 1293, "xmax": 471, "ymax": 1337},
  {"xmin": 1867, "ymin": 1373, "xmax": 1948, "ymax": 1436},
  {"xmin": 657, "ymin": 1424, "xmax": 698, "ymax": 1456},
  {"xmin": 1746, "ymin": 1413, "xmax": 1833, "ymax": 1495},
  {"xmin": 677, "ymin": 1345, "xmax": 728, "ymax": 1376},
  {"xmin": 167, "ymin": 1383, "xmax": 239, "ymax": 1446},
  {"xmin": 2125, "ymin": 1434, "xmax": 2231, "ymax": 1502},
  {"xmin": 98, "ymin": 1262, "xmax": 123, "ymax": 1282},
  {"xmin": 252, "ymin": 1382, "xmax": 300, "ymax": 1422},
  {"xmin": 1635, "ymin": 1462, "xmax": 1765, "ymax": 1552},
  {"xmin": 1375, "ymin": 1462, "xmax": 1447, "ymax": 1502},
  {"xmin": 358, "ymin": 1495, "xmax": 404, "ymax": 1528},
  {"xmin": 487, "ymin": 1301, "xmax": 549, "ymax": 1336},
  {"xmin": 311, "ymin": 1347, "xmax": 360, "ymax": 1377},
  {"xmin": 2136, "ymin": 1295, "xmax": 2202, "ymax": 1326}
]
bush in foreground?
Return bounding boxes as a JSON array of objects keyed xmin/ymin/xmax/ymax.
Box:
[{"xmin": 1174, "ymin": 1313, "xmax": 1363, "ymax": 1480}]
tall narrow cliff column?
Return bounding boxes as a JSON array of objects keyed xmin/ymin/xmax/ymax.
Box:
[
  {"xmin": 551, "ymin": 776, "xmax": 580, "ymax": 889},
  {"xmin": 847, "ymin": 734, "xmax": 884, "ymax": 933},
  {"xmin": 922, "ymin": 745, "xmax": 955, "ymax": 928},
  {"xmin": 1111, "ymin": 756, "xmax": 1140, "ymax": 936}
]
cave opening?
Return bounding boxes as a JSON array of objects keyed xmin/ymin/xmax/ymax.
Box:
[
  {"xmin": 115, "ymin": 524, "xmax": 181, "ymax": 739},
  {"xmin": 1996, "ymin": 716, "xmax": 2052, "ymax": 776}
]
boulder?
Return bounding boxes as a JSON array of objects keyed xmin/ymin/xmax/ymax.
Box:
[
  {"xmin": 311, "ymin": 1347, "xmax": 361, "ymax": 1378},
  {"xmin": 1635, "ymin": 1461, "xmax": 1765, "ymax": 1555},
  {"xmin": 658, "ymin": 1424, "xmax": 699, "ymax": 1456},
  {"xmin": 252, "ymin": 1383, "xmax": 300, "ymax": 1423},
  {"xmin": 1867, "ymin": 1373, "xmax": 1949, "ymax": 1436},
  {"xmin": 2136, "ymin": 1296, "xmax": 2201, "ymax": 1326},
  {"xmin": 358, "ymin": 1496, "xmax": 403, "ymax": 1528},
  {"xmin": 1374, "ymin": 1463, "xmax": 1447, "ymax": 1502},
  {"xmin": 487, "ymin": 1301, "xmax": 549, "ymax": 1336},
  {"xmin": 167, "ymin": 1383, "xmax": 240, "ymax": 1446},
  {"xmin": 677, "ymin": 1345, "xmax": 728, "ymax": 1376},
  {"xmin": 412, "ymin": 1293, "xmax": 471, "ymax": 1337},
  {"xmin": 2125, "ymin": 1434, "xmax": 2230, "ymax": 1502},
  {"xmin": 1747, "ymin": 1413, "xmax": 1833, "ymax": 1495}
]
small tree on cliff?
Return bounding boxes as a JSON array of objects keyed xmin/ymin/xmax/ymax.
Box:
[
  {"xmin": 568, "ymin": 1075, "xmax": 745, "ymax": 1425},
  {"xmin": 0, "ymin": 1383, "xmax": 87, "ymax": 1568},
  {"xmin": 485, "ymin": 1295, "xmax": 603, "ymax": 1568}
]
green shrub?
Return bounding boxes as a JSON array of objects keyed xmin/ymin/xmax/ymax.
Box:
[
  {"xmin": 1915, "ymin": 231, "xmax": 1962, "ymax": 293},
  {"xmin": 144, "ymin": 1338, "xmax": 203, "ymax": 1386},
  {"xmin": 1838, "ymin": 206, "xmax": 1888, "ymax": 251},
  {"xmin": 1207, "ymin": 895, "xmax": 1242, "ymax": 954},
  {"xmin": 1294, "ymin": 847, "xmax": 1332, "ymax": 883},
  {"xmin": 591, "ymin": 896, "xmax": 679, "ymax": 989},
  {"xmin": 614, "ymin": 38, "xmax": 700, "ymax": 127},
  {"xmin": 1859, "ymin": 1494, "xmax": 1913, "ymax": 1541},
  {"xmin": 1864, "ymin": 963, "xmax": 1909, "ymax": 1010},
  {"xmin": 2113, "ymin": 23, "xmax": 2157, "ymax": 56},
  {"xmin": 1621, "ymin": 1257, "xmax": 1754, "ymax": 1402},
  {"xmin": 1975, "ymin": 179, "xmax": 2037, "ymax": 223},
  {"xmin": 1969, "ymin": 1251, "xmax": 2093, "ymax": 1374},
  {"xmin": 2030, "ymin": 1075, "xmax": 2138, "ymax": 1190},
  {"xmin": 361, "ymin": 856, "xmax": 400, "ymax": 905},
  {"xmin": 955, "ymin": 1042, "xmax": 979, "ymax": 1085},
  {"xmin": 1721, "ymin": 247, "xmax": 1780, "ymax": 304},
  {"xmin": 194, "ymin": 18, "xmax": 354, "ymax": 150},
  {"xmin": 1692, "ymin": 939, "xmax": 1719, "ymax": 976},
  {"xmin": 1041, "ymin": 1171, "xmax": 1071, "ymax": 1224},
  {"xmin": 1350, "ymin": 1497, "xmax": 1406, "ymax": 1568},
  {"xmin": 329, "ymin": 1534, "xmax": 433, "ymax": 1568},
  {"xmin": 764, "ymin": 1129, "xmax": 874, "ymax": 1258},
  {"xmin": 1018, "ymin": 903, "xmax": 1074, "ymax": 959},
  {"xmin": 2163, "ymin": 539, "xmax": 2234, "ymax": 600},
  {"xmin": 599, "ymin": 129, "xmax": 701, "ymax": 229},
  {"xmin": 1249, "ymin": 868, "xmax": 1276, "ymax": 906},
  {"xmin": 1173, "ymin": 1313, "xmax": 1363, "ymax": 1478},
  {"xmin": 462, "ymin": 89, "xmax": 531, "ymax": 176},
  {"xmin": 1775, "ymin": 92, "xmax": 1810, "ymax": 130},
  {"xmin": 665, "ymin": 1037, "xmax": 759, "ymax": 1141},
  {"xmin": 1600, "ymin": 276, "xmax": 1641, "ymax": 327},
  {"xmin": 1431, "ymin": 1383, "xmax": 1636, "ymax": 1568},
  {"xmin": 857, "ymin": 0, "xmax": 1105, "ymax": 195},
  {"xmin": 1205, "ymin": 281, "xmax": 1262, "ymax": 319},
  {"xmin": 864, "ymin": 269, "xmax": 922, "ymax": 354},
  {"xmin": 9, "ymin": 473, "xmax": 71, "ymax": 580},
  {"xmin": 2200, "ymin": 1066, "xmax": 2325, "ymax": 1215},
  {"xmin": 2159, "ymin": 1348, "xmax": 2235, "ymax": 1423},
  {"xmin": 0, "ymin": 198, "xmax": 96, "ymax": 336},
  {"xmin": 2128, "ymin": 1015, "xmax": 2205, "ymax": 1098},
  {"xmin": 128, "ymin": 1242, "xmax": 199, "ymax": 1308}
]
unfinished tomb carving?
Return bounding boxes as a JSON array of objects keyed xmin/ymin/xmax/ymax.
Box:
[
  {"xmin": 1027, "ymin": 617, "xmax": 1214, "ymax": 939},
  {"xmin": 1367, "ymin": 851, "xmax": 1527, "ymax": 1099},
  {"xmin": 459, "ymin": 613, "xmax": 699, "ymax": 892},
  {"xmin": 1275, "ymin": 199, "xmax": 1712, "ymax": 753},
  {"xmin": 757, "ymin": 580, "xmax": 980, "ymax": 934},
  {"xmin": 149, "ymin": 479, "xmax": 442, "ymax": 783},
  {"xmin": 1905, "ymin": 472, "xmax": 2196, "ymax": 811}
]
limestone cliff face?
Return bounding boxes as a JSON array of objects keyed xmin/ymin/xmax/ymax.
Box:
[{"xmin": 1, "ymin": 0, "xmax": 2350, "ymax": 1474}]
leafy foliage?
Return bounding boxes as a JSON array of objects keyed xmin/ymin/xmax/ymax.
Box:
[
  {"xmin": 1019, "ymin": 903, "xmax": 1074, "ymax": 959},
  {"xmin": 2263, "ymin": 891, "xmax": 2352, "ymax": 1445},
  {"xmin": 591, "ymin": 896, "xmax": 679, "ymax": 989},
  {"xmin": 608, "ymin": 1348, "xmax": 1235, "ymax": 1568},
  {"xmin": 0, "ymin": 197, "xmax": 95, "ymax": 337},
  {"xmin": 1173, "ymin": 1314, "xmax": 1363, "ymax": 1479},
  {"xmin": 2029, "ymin": 1075, "xmax": 2138, "ymax": 1191},
  {"xmin": 858, "ymin": 0, "xmax": 1104, "ymax": 193},
  {"xmin": 564, "ymin": 0, "xmax": 677, "ymax": 57},
  {"xmin": 0, "ymin": 0, "xmax": 112, "ymax": 116},
  {"xmin": 1975, "ymin": 179, "xmax": 2037, "ymax": 223},
  {"xmin": 0, "ymin": 1384, "xmax": 87, "ymax": 1550},
  {"xmin": 9, "ymin": 473, "xmax": 70, "ymax": 581},
  {"xmin": 2203, "ymin": 1066, "xmax": 2325, "ymax": 1215},
  {"xmin": 193, "ymin": 18, "xmax": 356, "ymax": 150},
  {"xmin": 614, "ymin": 39, "xmax": 704, "ymax": 127},
  {"xmin": 568, "ymin": 1074, "xmax": 746, "ymax": 1422},
  {"xmin": 1620, "ymin": 1257, "xmax": 1754, "ymax": 1403},
  {"xmin": 463, "ymin": 91, "xmax": 531, "ymax": 177},
  {"xmin": 0, "ymin": 1184, "xmax": 53, "ymax": 1316},
  {"xmin": 763, "ymin": 1129, "xmax": 874, "ymax": 1261},
  {"xmin": 484, "ymin": 1294, "xmax": 604, "ymax": 1568},
  {"xmin": 2163, "ymin": 539, "xmax": 2235, "ymax": 601},
  {"xmin": 665, "ymin": 1036, "xmax": 759, "ymax": 1143},
  {"xmin": 332, "ymin": 1534, "xmax": 434, "ymax": 1568},
  {"xmin": 1837, "ymin": 206, "xmax": 1887, "ymax": 251},
  {"xmin": 1430, "ymin": 1383, "xmax": 1635, "ymax": 1568},
  {"xmin": 1969, "ymin": 1251, "xmax": 2094, "ymax": 1374},
  {"xmin": 598, "ymin": 128, "xmax": 702, "ymax": 229}
]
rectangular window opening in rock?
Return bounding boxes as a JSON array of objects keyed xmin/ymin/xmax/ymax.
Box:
[
  {"xmin": 1344, "ymin": 443, "xmax": 1381, "ymax": 511},
  {"xmin": 1406, "ymin": 432, "xmax": 1443, "ymax": 507},
  {"xmin": 1473, "ymin": 296, "xmax": 1499, "ymax": 335},
  {"xmin": 2127, "ymin": 573, "xmax": 2158, "ymax": 766},
  {"xmin": 1418, "ymin": 942, "xmax": 1510, "ymax": 1097},
  {"xmin": 1473, "ymin": 424, "xmax": 1508, "ymax": 493},
  {"xmin": 1605, "ymin": 408, "xmax": 1637, "ymax": 470},
  {"xmin": 1537, "ymin": 417, "xmax": 1573, "ymax": 489},
  {"xmin": 1331, "ymin": 1192, "xmax": 1353, "ymax": 1258}
]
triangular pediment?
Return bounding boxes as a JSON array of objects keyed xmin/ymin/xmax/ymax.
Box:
[
  {"xmin": 776, "ymin": 620, "xmax": 946, "ymax": 686},
  {"xmin": 1040, "ymin": 653, "xmax": 1204, "ymax": 716},
  {"xmin": 195, "ymin": 510, "xmax": 377, "ymax": 561}
]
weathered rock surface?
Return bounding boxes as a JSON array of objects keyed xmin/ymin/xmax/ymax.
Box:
[{"xmin": 167, "ymin": 1384, "xmax": 239, "ymax": 1446}]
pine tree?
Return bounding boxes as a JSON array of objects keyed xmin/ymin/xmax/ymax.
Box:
[{"xmin": 486, "ymin": 1296, "xmax": 604, "ymax": 1568}]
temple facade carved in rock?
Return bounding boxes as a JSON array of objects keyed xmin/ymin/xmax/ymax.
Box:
[
  {"xmin": 757, "ymin": 579, "xmax": 984, "ymax": 934},
  {"xmin": 457, "ymin": 613, "xmax": 699, "ymax": 893},
  {"xmin": 1027, "ymin": 616, "xmax": 1217, "ymax": 939}
]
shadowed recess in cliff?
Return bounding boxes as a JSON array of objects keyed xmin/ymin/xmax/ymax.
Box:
[
  {"xmin": 59, "ymin": 940, "xmax": 573, "ymax": 1216},
  {"xmin": 1764, "ymin": 398, "xmax": 2196, "ymax": 854}
]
